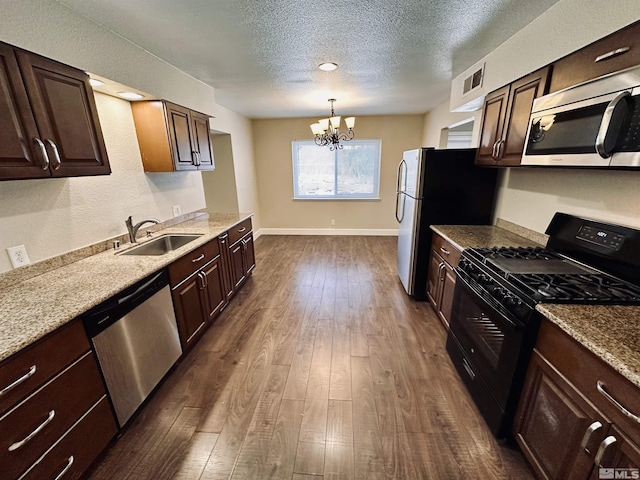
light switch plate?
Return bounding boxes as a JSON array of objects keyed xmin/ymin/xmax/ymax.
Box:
[
  {"xmin": 172, "ymin": 205, "xmax": 182, "ymax": 217},
  {"xmin": 7, "ymin": 245, "xmax": 31, "ymax": 268}
]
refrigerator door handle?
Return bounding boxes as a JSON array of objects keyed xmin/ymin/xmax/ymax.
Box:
[
  {"xmin": 395, "ymin": 192, "xmax": 406, "ymax": 223},
  {"xmin": 396, "ymin": 159, "xmax": 406, "ymax": 194}
]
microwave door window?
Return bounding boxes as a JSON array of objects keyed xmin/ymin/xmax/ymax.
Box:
[{"xmin": 526, "ymin": 102, "xmax": 610, "ymax": 155}]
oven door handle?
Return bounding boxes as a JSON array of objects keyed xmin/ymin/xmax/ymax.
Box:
[{"xmin": 454, "ymin": 269, "xmax": 522, "ymax": 331}]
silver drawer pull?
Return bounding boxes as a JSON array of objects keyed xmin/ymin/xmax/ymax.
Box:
[
  {"xmin": 192, "ymin": 253, "xmax": 205, "ymax": 263},
  {"xmin": 440, "ymin": 246, "xmax": 450, "ymax": 255},
  {"xmin": 580, "ymin": 421, "xmax": 603, "ymax": 453},
  {"xmin": 45, "ymin": 139, "xmax": 62, "ymax": 171},
  {"xmin": 594, "ymin": 435, "xmax": 617, "ymax": 467},
  {"xmin": 8, "ymin": 410, "xmax": 55, "ymax": 451},
  {"xmin": 0, "ymin": 365, "xmax": 37, "ymax": 396},
  {"xmin": 597, "ymin": 380, "xmax": 640, "ymax": 423},
  {"xmin": 238, "ymin": 227, "xmax": 246, "ymax": 233},
  {"xmin": 54, "ymin": 456, "xmax": 74, "ymax": 480},
  {"xmin": 595, "ymin": 46, "xmax": 630, "ymax": 63},
  {"xmin": 34, "ymin": 138, "xmax": 50, "ymax": 170}
]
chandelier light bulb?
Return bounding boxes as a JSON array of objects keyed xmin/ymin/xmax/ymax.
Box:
[{"xmin": 345, "ymin": 117, "xmax": 355, "ymax": 129}]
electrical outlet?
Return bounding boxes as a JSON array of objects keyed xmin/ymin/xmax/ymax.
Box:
[
  {"xmin": 7, "ymin": 245, "xmax": 31, "ymax": 268},
  {"xmin": 172, "ymin": 205, "xmax": 182, "ymax": 217},
  {"xmin": 330, "ymin": 219, "xmax": 336, "ymax": 226}
]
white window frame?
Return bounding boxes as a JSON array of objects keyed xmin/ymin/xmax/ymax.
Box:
[{"xmin": 291, "ymin": 139, "xmax": 382, "ymax": 200}]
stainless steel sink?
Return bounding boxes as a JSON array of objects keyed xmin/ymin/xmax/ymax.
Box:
[{"xmin": 119, "ymin": 234, "xmax": 203, "ymax": 256}]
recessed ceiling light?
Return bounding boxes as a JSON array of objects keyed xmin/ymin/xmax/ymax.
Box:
[
  {"xmin": 89, "ymin": 78, "xmax": 105, "ymax": 87},
  {"xmin": 319, "ymin": 62, "xmax": 338, "ymax": 71},
  {"xmin": 117, "ymin": 91, "xmax": 144, "ymax": 100}
]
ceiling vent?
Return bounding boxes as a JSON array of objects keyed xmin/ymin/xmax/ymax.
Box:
[{"xmin": 462, "ymin": 64, "xmax": 484, "ymax": 96}]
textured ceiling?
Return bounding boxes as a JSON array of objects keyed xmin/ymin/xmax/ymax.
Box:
[{"xmin": 58, "ymin": 0, "xmax": 558, "ymax": 118}]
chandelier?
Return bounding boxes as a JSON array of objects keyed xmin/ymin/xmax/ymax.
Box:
[{"xmin": 310, "ymin": 99, "xmax": 355, "ymax": 150}]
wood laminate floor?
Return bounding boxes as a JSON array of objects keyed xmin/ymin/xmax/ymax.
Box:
[{"xmin": 87, "ymin": 235, "xmax": 534, "ymax": 480}]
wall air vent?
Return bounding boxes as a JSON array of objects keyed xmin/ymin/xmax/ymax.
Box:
[{"xmin": 463, "ymin": 64, "xmax": 484, "ymax": 96}]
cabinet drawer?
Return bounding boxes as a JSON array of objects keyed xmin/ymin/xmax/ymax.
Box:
[
  {"xmin": 20, "ymin": 396, "xmax": 117, "ymax": 480},
  {"xmin": 0, "ymin": 320, "xmax": 89, "ymax": 415},
  {"xmin": 431, "ymin": 233, "xmax": 461, "ymax": 267},
  {"xmin": 228, "ymin": 218, "xmax": 252, "ymax": 245},
  {"xmin": 536, "ymin": 319, "xmax": 640, "ymax": 446},
  {"xmin": 168, "ymin": 239, "xmax": 219, "ymax": 286},
  {"xmin": 549, "ymin": 20, "xmax": 640, "ymax": 93},
  {"xmin": 0, "ymin": 352, "xmax": 106, "ymax": 480}
]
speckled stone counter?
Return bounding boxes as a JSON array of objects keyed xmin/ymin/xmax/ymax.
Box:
[
  {"xmin": 430, "ymin": 224, "xmax": 640, "ymax": 390},
  {"xmin": 537, "ymin": 304, "xmax": 640, "ymax": 388},
  {"xmin": 430, "ymin": 224, "xmax": 544, "ymax": 250},
  {"xmin": 0, "ymin": 211, "xmax": 252, "ymax": 363}
]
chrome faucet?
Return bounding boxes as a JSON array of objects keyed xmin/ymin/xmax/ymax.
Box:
[{"xmin": 125, "ymin": 216, "xmax": 160, "ymax": 243}]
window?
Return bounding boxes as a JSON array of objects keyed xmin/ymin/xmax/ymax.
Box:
[{"xmin": 292, "ymin": 139, "xmax": 381, "ymax": 199}]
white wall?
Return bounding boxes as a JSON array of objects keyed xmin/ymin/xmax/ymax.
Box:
[
  {"xmin": 422, "ymin": 102, "xmax": 481, "ymax": 148},
  {"xmin": 451, "ymin": 0, "xmax": 640, "ymax": 110},
  {"xmin": 0, "ymin": 0, "xmax": 260, "ymax": 272}
]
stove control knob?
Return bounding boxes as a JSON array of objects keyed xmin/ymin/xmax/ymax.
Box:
[
  {"xmin": 493, "ymin": 287, "xmax": 506, "ymax": 300},
  {"xmin": 477, "ymin": 274, "xmax": 492, "ymax": 285}
]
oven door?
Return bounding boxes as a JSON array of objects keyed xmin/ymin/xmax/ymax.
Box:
[{"xmin": 447, "ymin": 272, "xmax": 526, "ymax": 410}]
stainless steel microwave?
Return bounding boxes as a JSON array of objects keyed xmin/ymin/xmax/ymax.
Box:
[{"xmin": 521, "ymin": 65, "xmax": 640, "ymax": 167}]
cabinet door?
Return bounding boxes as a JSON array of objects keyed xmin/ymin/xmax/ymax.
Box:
[
  {"xmin": 191, "ymin": 111, "xmax": 215, "ymax": 170},
  {"xmin": 15, "ymin": 50, "xmax": 110, "ymax": 177},
  {"xmin": 439, "ymin": 261, "xmax": 456, "ymax": 329},
  {"xmin": 165, "ymin": 102, "xmax": 197, "ymax": 171},
  {"xmin": 218, "ymin": 234, "xmax": 234, "ymax": 302},
  {"xmin": 426, "ymin": 250, "xmax": 443, "ymax": 309},
  {"xmin": 202, "ymin": 257, "xmax": 225, "ymax": 321},
  {"xmin": 476, "ymin": 85, "xmax": 509, "ymax": 166},
  {"xmin": 172, "ymin": 275, "xmax": 208, "ymax": 350},
  {"xmin": 0, "ymin": 44, "xmax": 49, "ymax": 180},
  {"xmin": 242, "ymin": 234, "xmax": 256, "ymax": 275},
  {"xmin": 499, "ymin": 66, "xmax": 551, "ymax": 166},
  {"xmin": 514, "ymin": 350, "xmax": 608, "ymax": 480},
  {"xmin": 230, "ymin": 241, "xmax": 246, "ymax": 289}
]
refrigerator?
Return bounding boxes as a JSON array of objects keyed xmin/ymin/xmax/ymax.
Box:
[{"xmin": 396, "ymin": 148, "xmax": 498, "ymax": 298}]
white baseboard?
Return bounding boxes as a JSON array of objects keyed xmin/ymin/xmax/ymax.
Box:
[{"xmin": 255, "ymin": 228, "xmax": 398, "ymax": 237}]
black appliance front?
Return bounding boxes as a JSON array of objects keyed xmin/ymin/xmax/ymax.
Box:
[{"xmin": 446, "ymin": 273, "xmax": 539, "ymax": 438}]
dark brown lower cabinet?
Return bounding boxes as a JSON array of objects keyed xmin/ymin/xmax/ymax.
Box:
[
  {"xmin": 426, "ymin": 233, "xmax": 461, "ymax": 330},
  {"xmin": 514, "ymin": 319, "xmax": 640, "ymax": 479},
  {"xmin": 172, "ymin": 272, "xmax": 209, "ymax": 350},
  {"xmin": 229, "ymin": 232, "xmax": 255, "ymax": 290},
  {"xmin": 201, "ymin": 255, "xmax": 226, "ymax": 320}
]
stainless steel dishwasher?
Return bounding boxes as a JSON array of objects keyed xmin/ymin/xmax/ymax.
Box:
[{"xmin": 81, "ymin": 269, "xmax": 182, "ymax": 427}]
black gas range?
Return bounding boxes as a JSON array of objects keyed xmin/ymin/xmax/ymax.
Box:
[{"xmin": 446, "ymin": 213, "xmax": 640, "ymax": 438}]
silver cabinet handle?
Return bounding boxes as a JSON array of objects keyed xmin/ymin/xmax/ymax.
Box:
[
  {"xmin": 238, "ymin": 227, "xmax": 246, "ymax": 233},
  {"xmin": 491, "ymin": 140, "xmax": 499, "ymax": 159},
  {"xmin": 597, "ymin": 380, "xmax": 640, "ymax": 423},
  {"xmin": 595, "ymin": 46, "xmax": 631, "ymax": 63},
  {"xmin": 192, "ymin": 253, "xmax": 205, "ymax": 263},
  {"xmin": 201, "ymin": 271, "xmax": 207, "ymax": 288},
  {"xmin": 462, "ymin": 357, "xmax": 476, "ymax": 380},
  {"xmin": 594, "ymin": 435, "xmax": 617, "ymax": 467},
  {"xmin": 54, "ymin": 456, "xmax": 74, "ymax": 480},
  {"xmin": 34, "ymin": 138, "xmax": 50, "ymax": 170},
  {"xmin": 440, "ymin": 246, "xmax": 450, "ymax": 256},
  {"xmin": 45, "ymin": 139, "xmax": 62, "ymax": 170},
  {"xmin": 495, "ymin": 139, "xmax": 504, "ymax": 159},
  {"xmin": 191, "ymin": 151, "xmax": 197, "ymax": 166},
  {"xmin": 580, "ymin": 421, "xmax": 603, "ymax": 454},
  {"xmin": 596, "ymin": 91, "xmax": 630, "ymax": 158},
  {"xmin": 197, "ymin": 271, "xmax": 205, "ymax": 289},
  {"xmin": 0, "ymin": 365, "xmax": 36, "ymax": 396},
  {"xmin": 8, "ymin": 410, "xmax": 55, "ymax": 451}
]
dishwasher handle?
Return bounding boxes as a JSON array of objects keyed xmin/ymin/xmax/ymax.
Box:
[{"xmin": 82, "ymin": 269, "xmax": 170, "ymax": 338}]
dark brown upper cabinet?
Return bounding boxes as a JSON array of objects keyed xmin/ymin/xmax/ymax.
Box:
[
  {"xmin": 549, "ymin": 20, "xmax": 640, "ymax": 94},
  {"xmin": 0, "ymin": 42, "xmax": 110, "ymax": 180},
  {"xmin": 131, "ymin": 100, "xmax": 214, "ymax": 172},
  {"xmin": 476, "ymin": 66, "xmax": 551, "ymax": 167}
]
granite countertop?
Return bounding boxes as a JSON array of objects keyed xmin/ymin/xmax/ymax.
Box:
[
  {"xmin": 431, "ymin": 224, "xmax": 640, "ymax": 390},
  {"xmin": 430, "ymin": 224, "xmax": 544, "ymax": 250},
  {"xmin": 0, "ymin": 211, "xmax": 252, "ymax": 363}
]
